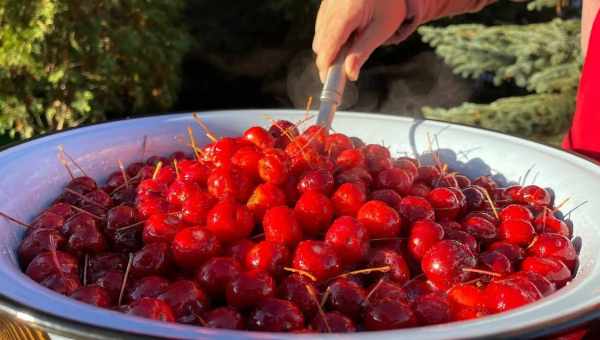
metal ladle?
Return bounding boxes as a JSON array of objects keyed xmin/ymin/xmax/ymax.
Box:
[{"xmin": 316, "ymin": 48, "xmax": 348, "ymax": 131}]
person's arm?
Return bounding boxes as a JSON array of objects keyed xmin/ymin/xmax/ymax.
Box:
[
  {"xmin": 582, "ymin": 0, "xmax": 600, "ymax": 56},
  {"xmin": 313, "ymin": 0, "xmax": 498, "ymax": 82},
  {"xmin": 387, "ymin": 0, "xmax": 497, "ymax": 44}
]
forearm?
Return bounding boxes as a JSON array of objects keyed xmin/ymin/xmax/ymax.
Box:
[
  {"xmin": 387, "ymin": 0, "xmax": 497, "ymax": 44},
  {"xmin": 582, "ymin": 0, "xmax": 600, "ymax": 56},
  {"xmin": 411, "ymin": 0, "xmax": 497, "ymax": 24}
]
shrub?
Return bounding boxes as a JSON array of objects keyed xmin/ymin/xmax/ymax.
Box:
[{"xmin": 0, "ymin": 1, "xmax": 191, "ymax": 138}]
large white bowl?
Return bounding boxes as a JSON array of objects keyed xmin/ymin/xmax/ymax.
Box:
[{"xmin": 0, "ymin": 110, "xmax": 599, "ymax": 339}]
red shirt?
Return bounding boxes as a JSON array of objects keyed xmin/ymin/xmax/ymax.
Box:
[{"xmin": 563, "ymin": 10, "xmax": 600, "ymax": 161}]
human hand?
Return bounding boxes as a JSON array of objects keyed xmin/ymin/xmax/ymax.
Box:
[{"xmin": 312, "ymin": 0, "xmax": 408, "ymax": 82}]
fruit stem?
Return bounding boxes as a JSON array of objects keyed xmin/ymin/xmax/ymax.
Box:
[
  {"xmin": 141, "ymin": 135, "xmax": 148, "ymax": 161},
  {"xmin": 283, "ymin": 267, "xmax": 317, "ymax": 282},
  {"xmin": 69, "ymin": 205, "xmax": 104, "ymax": 220},
  {"xmin": 263, "ymin": 114, "xmax": 298, "ymax": 144},
  {"xmin": 58, "ymin": 145, "xmax": 88, "ymax": 177},
  {"xmin": 0, "ymin": 212, "xmax": 30, "ymax": 228},
  {"xmin": 115, "ymin": 220, "xmax": 145, "ymax": 234},
  {"xmin": 250, "ymin": 233, "xmax": 264, "ymax": 240},
  {"xmin": 320, "ymin": 288, "xmax": 330, "ymax": 308},
  {"xmin": 57, "ymin": 146, "xmax": 75, "ymax": 180},
  {"xmin": 305, "ymin": 96, "xmax": 313, "ymax": 117},
  {"xmin": 118, "ymin": 253, "xmax": 133, "ymax": 307},
  {"xmin": 64, "ymin": 188, "xmax": 106, "ymax": 209},
  {"xmin": 193, "ymin": 311, "xmax": 208, "ymax": 327},
  {"xmin": 152, "ymin": 161, "xmax": 163, "ymax": 181},
  {"xmin": 187, "ymin": 126, "xmax": 201, "ymax": 161},
  {"xmin": 426, "ymin": 132, "xmax": 443, "ymax": 170},
  {"xmin": 82, "ymin": 253, "xmax": 89, "ymax": 287},
  {"xmin": 173, "ymin": 159, "xmax": 180, "ymax": 180},
  {"xmin": 527, "ymin": 235, "xmax": 539, "ymax": 250},
  {"xmin": 118, "ymin": 160, "xmax": 129, "ymax": 189},
  {"xmin": 554, "ymin": 197, "xmax": 571, "ymax": 212},
  {"xmin": 336, "ymin": 265, "xmax": 391, "ymax": 279},
  {"xmin": 479, "ymin": 187, "xmax": 500, "ymax": 220},
  {"xmin": 192, "ymin": 112, "xmax": 218, "ymax": 143},
  {"xmin": 305, "ymin": 284, "xmax": 331, "ymax": 333},
  {"xmin": 364, "ymin": 278, "xmax": 385, "ymax": 306},
  {"xmin": 462, "ymin": 267, "xmax": 502, "ymax": 277},
  {"xmin": 110, "ymin": 174, "xmax": 141, "ymax": 195},
  {"xmin": 370, "ymin": 237, "xmax": 407, "ymax": 242},
  {"xmin": 49, "ymin": 236, "xmax": 64, "ymax": 280},
  {"xmin": 400, "ymin": 273, "xmax": 425, "ymax": 290}
]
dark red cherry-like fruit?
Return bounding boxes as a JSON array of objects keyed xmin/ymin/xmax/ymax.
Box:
[
  {"xmin": 292, "ymin": 240, "xmax": 341, "ymax": 281},
  {"xmin": 245, "ymin": 241, "xmax": 290, "ymax": 277},
  {"xmin": 331, "ymin": 183, "xmax": 366, "ymax": 217},
  {"xmin": 421, "ymin": 240, "xmax": 477, "ymax": 289},
  {"xmin": 498, "ymin": 219, "xmax": 536, "ymax": 246},
  {"xmin": 121, "ymin": 297, "xmax": 175, "ymax": 322},
  {"xmin": 206, "ymin": 199, "xmax": 254, "ymax": 243},
  {"xmin": 324, "ymin": 216, "xmax": 369, "ymax": 266},
  {"xmin": 408, "ymin": 219, "xmax": 444, "ymax": 260},
  {"xmin": 204, "ymin": 307, "xmax": 246, "ymax": 329},
  {"xmin": 357, "ymin": 200, "xmax": 402, "ymax": 239},
  {"xmin": 70, "ymin": 285, "xmax": 112, "ymax": 308},
  {"xmin": 326, "ymin": 278, "xmax": 367, "ymax": 319},
  {"xmin": 158, "ymin": 280, "xmax": 209, "ymax": 324},
  {"xmin": 226, "ymin": 270, "xmax": 275, "ymax": 309},
  {"xmin": 246, "ymin": 183, "xmax": 286, "ymax": 221},
  {"xmin": 171, "ymin": 227, "xmax": 221, "ymax": 270},
  {"xmin": 278, "ymin": 274, "xmax": 320, "ymax": 317},
  {"xmin": 414, "ymin": 292, "xmax": 451, "ymax": 325},
  {"xmin": 131, "ymin": 242, "xmax": 171, "ymax": 277},
  {"xmin": 311, "ymin": 311, "xmax": 356, "ymax": 333},
  {"xmin": 126, "ymin": 275, "xmax": 170, "ymax": 303},
  {"xmin": 483, "ymin": 276, "xmax": 542, "ymax": 313},
  {"xmin": 527, "ymin": 233, "xmax": 577, "ymax": 270},
  {"xmin": 262, "ymin": 206, "xmax": 302, "ymax": 247},
  {"xmin": 398, "ymin": 196, "xmax": 435, "ymax": 224},
  {"xmin": 248, "ymin": 298, "xmax": 305, "ymax": 332},
  {"xmin": 294, "ymin": 191, "xmax": 334, "ymax": 236},
  {"xmin": 363, "ymin": 298, "xmax": 417, "ymax": 330},
  {"xmin": 521, "ymin": 256, "xmax": 572, "ymax": 287},
  {"xmin": 519, "ymin": 185, "xmax": 551, "ymax": 207},
  {"xmin": 427, "ymin": 187, "xmax": 462, "ymax": 221},
  {"xmin": 196, "ymin": 257, "xmax": 241, "ymax": 298},
  {"xmin": 369, "ymin": 249, "xmax": 411, "ymax": 285}
]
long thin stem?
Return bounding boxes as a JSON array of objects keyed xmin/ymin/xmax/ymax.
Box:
[
  {"xmin": 69, "ymin": 205, "xmax": 104, "ymax": 220},
  {"xmin": 58, "ymin": 145, "xmax": 88, "ymax": 177},
  {"xmin": 306, "ymin": 284, "xmax": 331, "ymax": 333},
  {"xmin": 0, "ymin": 212, "xmax": 30, "ymax": 228},
  {"xmin": 83, "ymin": 254, "xmax": 89, "ymax": 286},
  {"xmin": 192, "ymin": 112, "xmax": 218, "ymax": 143},
  {"xmin": 118, "ymin": 160, "xmax": 129, "ymax": 189},
  {"xmin": 283, "ymin": 267, "xmax": 317, "ymax": 282},
  {"xmin": 152, "ymin": 161, "xmax": 163, "ymax": 181},
  {"xmin": 118, "ymin": 253, "xmax": 134, "ymax": 307},
  {"xmin": 64, "ymin": 188, "xmax": 106, "ymax": 209}
]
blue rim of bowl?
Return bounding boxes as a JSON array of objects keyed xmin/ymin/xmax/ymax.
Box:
[{"xmin": 0, "ymin": 109, "xmax": 597, "ymax": 339}]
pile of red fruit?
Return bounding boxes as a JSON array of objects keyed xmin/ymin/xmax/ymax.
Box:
[{"xmin": 14, "ymin": 119, "xmax": 578, "ymax": 333}]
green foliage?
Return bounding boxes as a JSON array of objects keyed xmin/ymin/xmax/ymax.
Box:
[
  {"xmin": 419, "ymin": 16, "xmax": 581, "ymax": 143},
  {"xmin": 527, "ymin": 0, "xmax": 563, "ymax": 11},
  {"xmin": 0, "ymin": 0, "xmax": 191, "ymax": 139},
  {"xmin": 423, "ymin": 93, "xmax": 575, "ymax": 136}
]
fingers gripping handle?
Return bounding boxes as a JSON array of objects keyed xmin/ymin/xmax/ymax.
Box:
[{"xmin": 317, "ymin": 48, "xmax": 348, "ymax": 130}]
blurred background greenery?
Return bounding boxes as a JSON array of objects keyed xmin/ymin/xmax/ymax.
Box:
[{"xmin": 0, "ymin": 0, "xmax": 582, "ymax": 146}]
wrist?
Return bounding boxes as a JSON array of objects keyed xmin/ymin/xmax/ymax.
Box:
[{"xmin": 384, "ymin": 0, "xmax": 423, "ymax": 45}]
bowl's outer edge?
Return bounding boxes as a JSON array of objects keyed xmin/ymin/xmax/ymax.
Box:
[{"xmin": 0, "ymin": 110, "xmax": 599, "ymax": 340}]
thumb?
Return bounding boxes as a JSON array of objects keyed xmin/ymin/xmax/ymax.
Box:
[{"xmin": 344, "ymin": 23, "xmax": 389, "ymax": 81}]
